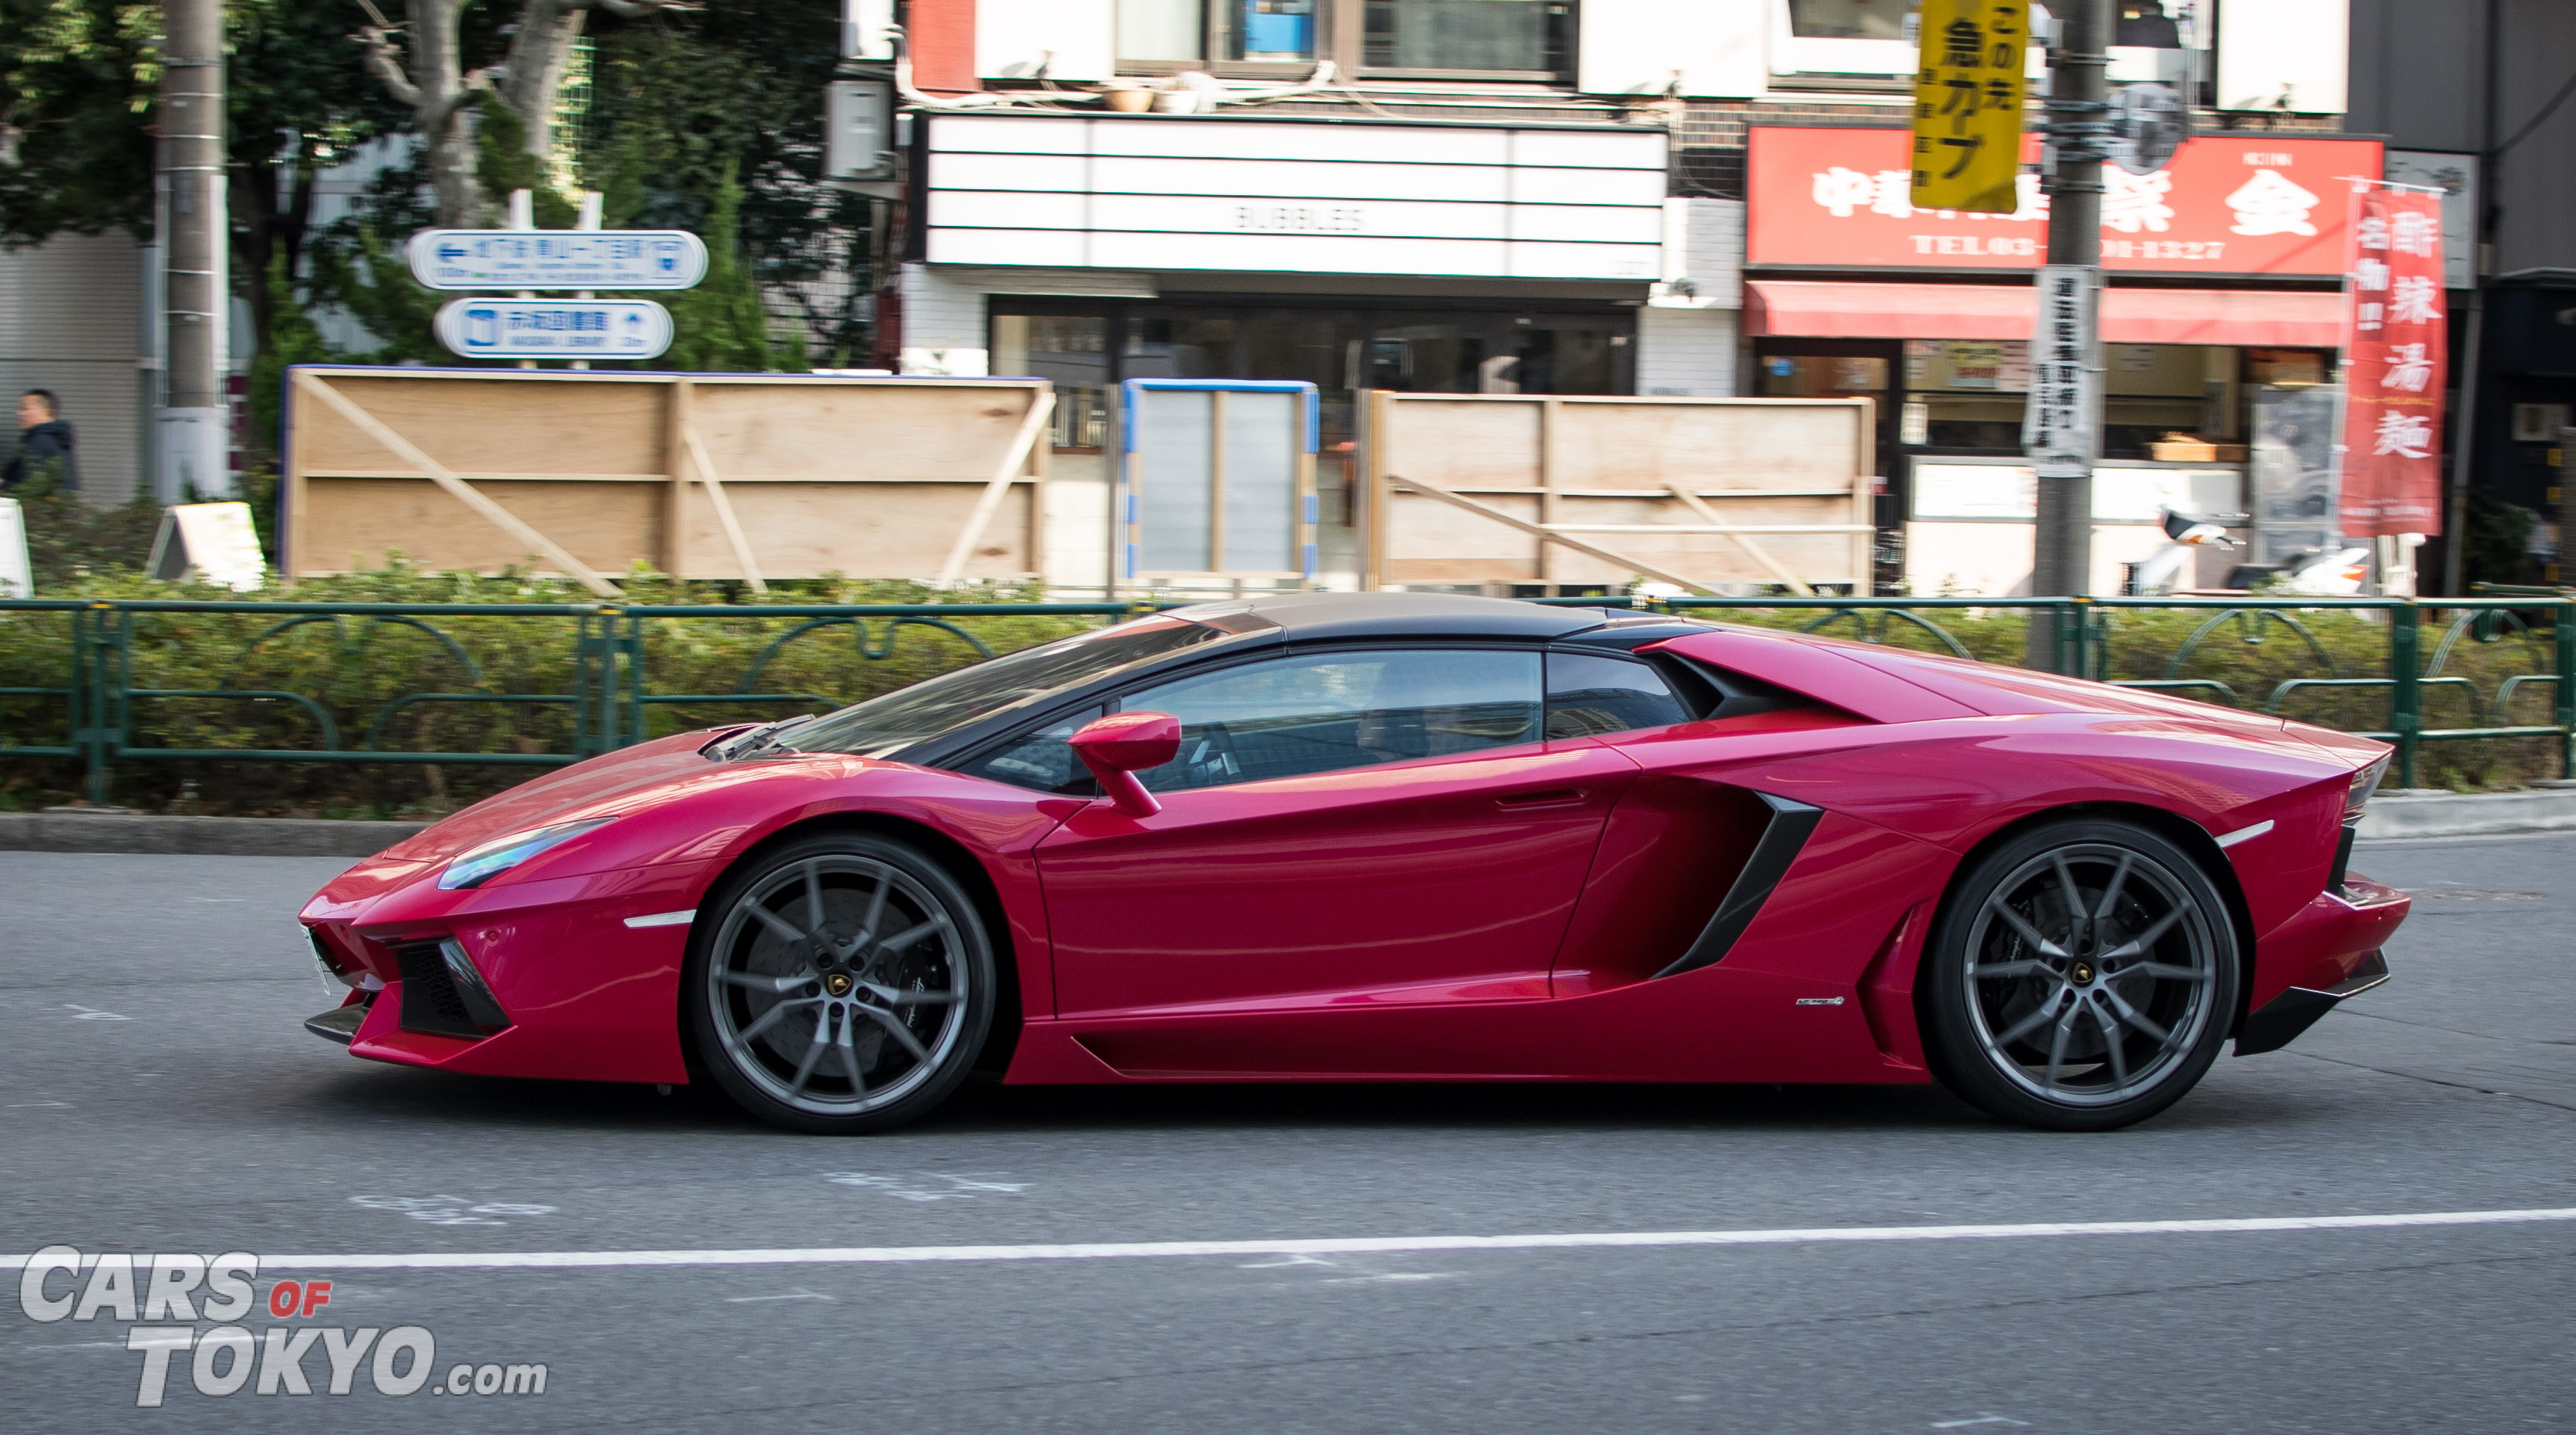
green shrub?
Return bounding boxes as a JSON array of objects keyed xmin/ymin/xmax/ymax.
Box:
[{"xmin": 0, "ymin": 567, "xmax": 1102, "ymax": 817}]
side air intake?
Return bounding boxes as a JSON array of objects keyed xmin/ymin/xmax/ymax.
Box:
[{"xmin": 1654, "ymin": 793, "xmax": 1825, "ymax": 979}]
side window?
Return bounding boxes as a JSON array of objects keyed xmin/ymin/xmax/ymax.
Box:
[
  {"xmin": 952, "ymin": 709, "xmax": 1100, "ymax": 794},
  {"xmin": 1119, "ymin": 648, "xmax": 1543, "ymax": 793},
  {"xmin": 1545, "ymin": 652, "xmax": 1691, "ymax": 738}
]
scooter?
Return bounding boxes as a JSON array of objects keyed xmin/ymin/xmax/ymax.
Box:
[{"xmin": 2123, "ymin": 509, "xmax": 2244, "ymax": 595}]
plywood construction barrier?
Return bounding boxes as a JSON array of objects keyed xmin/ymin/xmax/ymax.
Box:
[
  {"xmin": 1364, "ymin": 394, "xmax": 1876, "ymax": 595},
  {"xmin": 282, "ymin": 367, "xmax": 1053, "ymax": 594}
]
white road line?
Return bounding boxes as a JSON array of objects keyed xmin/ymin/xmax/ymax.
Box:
[{"xmin": 7, "ymin": 1207, "xmax": 2573, "ymax": 1273}]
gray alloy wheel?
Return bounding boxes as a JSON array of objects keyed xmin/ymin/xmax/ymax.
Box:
[
  {"xmin": 1921, "ymin": 819, "xmax": 2239, "ymax": 1131},
  {"xmin": 685, "ymin": 834, "xmax": 995, "ymax": 1134}
]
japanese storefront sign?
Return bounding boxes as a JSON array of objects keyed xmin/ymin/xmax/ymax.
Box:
[
  {"xmin": 1909, "ymin": 0, "xmax": 2029, "ymax": 213},
  {"xmin": 1749, "ymin": 127, "xmax": 2383, "ymax": 277},
  {"xmin": 2337, "ymin": 187, "xmax": 2448, "ymax": 535},
  {"xmin": 2021, "ymin": 265, "xmax": 2101, "ymax": 478}
]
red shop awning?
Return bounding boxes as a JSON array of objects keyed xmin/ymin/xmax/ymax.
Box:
[{"xmin": 1744, "ymin": 280, "xmax": 2346, "ymax": 348}]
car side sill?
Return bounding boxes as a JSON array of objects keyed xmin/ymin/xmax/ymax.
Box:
[{"xmin": 1653, "ymin": 793, "xmax": 1825, "ymax": 980}]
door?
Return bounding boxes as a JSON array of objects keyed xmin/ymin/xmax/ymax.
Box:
[{"xmin": 1034, "ymin": 646, "xmax": 1638, "ymax": 1017}]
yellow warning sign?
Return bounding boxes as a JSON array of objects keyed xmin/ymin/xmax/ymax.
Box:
[{"xmin": 1909, "ymin": 0, "xmax": 2031, "ymax": 215}]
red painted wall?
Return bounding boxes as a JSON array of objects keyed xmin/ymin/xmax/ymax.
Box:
[{"xmin": 905, "ymin": 0, "xmax": 978, "ymax": 95}]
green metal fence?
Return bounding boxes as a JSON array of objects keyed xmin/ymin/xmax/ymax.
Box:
[{"xmin": 0, "ymin": 594, "xmax": 2566, "ymax": 805}]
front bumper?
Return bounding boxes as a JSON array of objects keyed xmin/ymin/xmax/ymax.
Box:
[{"xmin": 299, "ymin": 857, "xmax": 714, "ymax": 1084}]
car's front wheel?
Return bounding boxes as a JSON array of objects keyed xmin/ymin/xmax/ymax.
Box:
[
  {"xmin": 1920, "ymin": 818, "xmax": 2239, "ymax": 1131},
  {"xmin": 684, "ymin": 833, "xmax": 995, "ymax": 1134}
]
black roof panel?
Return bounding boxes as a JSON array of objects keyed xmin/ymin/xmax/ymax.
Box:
[{"xmin": 1166, "ymin": 592, "xmax": 1612, "ymax": 642}]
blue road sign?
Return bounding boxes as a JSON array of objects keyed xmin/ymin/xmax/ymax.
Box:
[
  {"xmin": 433, "ymin": 298, "xmax": 675, "ymax": 361},
  {"xmin": 406, "ymin": 230, "xmax": 709, "ymax": 290}
]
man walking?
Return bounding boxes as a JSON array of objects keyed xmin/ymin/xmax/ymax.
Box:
[{"xmin": 5, "ymin": 389, "xmax": 80, "ymax": 493}]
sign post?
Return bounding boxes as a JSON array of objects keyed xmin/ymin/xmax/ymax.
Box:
[
  {"xmin": 405, "ymin": 230, "xmax": 707, "ymax": 290},
  {"xmin": 411, "ymin": 215, "xmax": 698, "ymax": 365},
  {"xmin": 2028, "ymin": 0, "xmax": 2110, "ymax": 653}
]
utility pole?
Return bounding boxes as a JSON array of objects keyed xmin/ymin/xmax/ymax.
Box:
[
  {"xmin": 2028, "ymin": 0, "xmax": 2110, "ymax": 620},
  {"xmin": 157, "ymin": 0, "xmax": 230, "ymax": 501}
]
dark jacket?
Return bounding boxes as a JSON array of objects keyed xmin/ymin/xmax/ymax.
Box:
[{"xmin": 4, "ymin": 419, "xmax": 78, "ymax": 492}]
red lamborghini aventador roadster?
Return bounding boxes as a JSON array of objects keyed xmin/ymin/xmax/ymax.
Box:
[{"xmin": 299, "ymin": 593, "xmax": 2405, "ymax": 1133}]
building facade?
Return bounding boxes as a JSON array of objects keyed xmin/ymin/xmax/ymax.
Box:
[
  {"xmin": 869, "ymin": 0, "xmax": 2387, "ymax": 594},
  {"xmin": 2349, "ymin": 0, "xmax": 2576, "ymax": 588}
]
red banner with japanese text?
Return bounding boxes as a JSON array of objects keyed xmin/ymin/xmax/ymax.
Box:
[{"xmin": 2338, "ymin": 187, "xmax": 2448, "ymax": 535}]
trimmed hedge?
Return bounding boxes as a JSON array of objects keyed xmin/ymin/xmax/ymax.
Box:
[
  {"xmin": 0, "ymin": 573, "xmax": 2563, "ymax": 817},
  {"xmin": 0, "ymin": 569, "xmax": 1102, "ymax": 818}
]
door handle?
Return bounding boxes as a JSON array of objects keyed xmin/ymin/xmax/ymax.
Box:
[{"xmin": 1496, "ymin": 788, "xmax": 1586, "ymax": 809}]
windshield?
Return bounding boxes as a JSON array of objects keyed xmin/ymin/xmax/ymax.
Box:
[{"xmin": 753, "ymin": 616, "xmax": 1235, "ymax": 759}]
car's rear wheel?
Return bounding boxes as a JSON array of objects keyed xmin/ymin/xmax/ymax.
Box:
[
  {"xmin": 1920, "ymin": 818, "xmax": 2238, "ymax": 1131},
  {"xmin": 684, "ymin": 833, "xmax": 995, "ymax": 1134}
]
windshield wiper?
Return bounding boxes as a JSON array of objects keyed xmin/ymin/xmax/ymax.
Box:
[{"xmin": 717, "ymin": 713, "xmax": 819, "ymax": 760}]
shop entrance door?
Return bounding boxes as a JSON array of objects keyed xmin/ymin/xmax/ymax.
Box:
[{"xmin": 1753, "ymin": 339, "xmax": 1900, "ymax": 591}]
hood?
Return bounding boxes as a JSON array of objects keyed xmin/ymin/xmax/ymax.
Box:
[
  {"xmin": 374, "ymin": 729, "xmax": 733, "ymax": 864},
  {"xmin": 20, "ymin": 420, "xmax": 73, "ymax": 447}
]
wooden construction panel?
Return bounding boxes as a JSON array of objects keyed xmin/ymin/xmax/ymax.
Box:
[
  {"xmin": 1365, "ymin": 393, "xmax": 1875, "ymax": 594},
  {"xmin": 301, "ymin": 477, "xmax": 663, "ymax": 575},
  {"xmin": 283, "ymin": 367, "xmax": 1050, "ymax": 586}
]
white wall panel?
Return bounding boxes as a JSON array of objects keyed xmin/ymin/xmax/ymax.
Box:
[
  {"xmin": 1089, "ymin": 232, "xmax": 1511, "ymax": 275},
  {"xmin": 923, "ymin": 114, "xmax": 1669, "ymax": 282},
  {"xmin": 975, "ymin": 0, "xmax": 1114, "ymax": 81},
  {"xmin": 2217, "ymin": 0, "xmax": 2349, "ymax": 113},
  {"xmin": 1090, "ymin": 120, "xmax": 1507, "ymax": 164},
  {"xmin": 1509, "ymin": 128, "xmax": 1672, "ymax": 169},
  {"xmin": 1504, "ymin": 205, "xmax": 1666, "ymax": 243},
  {"xmin": 927, "ymin": 191, "xmax": 1091, "ymax": 230},
  {"xmin": 929, "ymin": 114, "xmax": 1091, "ymax": 153},
  {"xmin": 929, "ymin": 153, "xmax": 1091, "ymax": 192},
  {"xmin": 1508, "ymin": 243, "xmax": 1662, "ymax": 279},
  {"xmin": 1091, "ymin": 194, "xmax": 1512, "ymax": 239},
  {"xmin": 925, "ymin": 230, "xmax": 1090, "ymax": 267},
  {"xmin": 1578, "ymin": 0, "xmax": 1766, "ymax": 97},
  {"xmin": 1086, "ymin": 155, "xmax": 1507, "ymax": 202},
  {"xmin": 1507, "ymin": 166, "xmax": 1669, "ymax": 206}
]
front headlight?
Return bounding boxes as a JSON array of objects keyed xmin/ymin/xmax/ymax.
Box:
[{"xmin": 436, "ymin": 818, "xmax": 616, "ymax": 891}]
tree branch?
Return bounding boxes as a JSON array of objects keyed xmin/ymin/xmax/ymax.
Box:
[
  {"xmin": 355, "ymin": 23, "xmax": 423, "ymax": 109},
  {"xmin": 426, "ymin": 70, "xmax": 494, "ymax": 129}
]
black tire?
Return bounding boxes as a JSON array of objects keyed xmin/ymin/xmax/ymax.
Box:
[
  {"xmin": 1920, "ymin": 818, "xmax": 2239, "ymax": 1132},
  {"xmin": 684, "ymin": 833, "xmax": 997, "ymax": 1134}
]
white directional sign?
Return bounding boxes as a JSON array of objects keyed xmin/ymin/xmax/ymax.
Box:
[
  {"xmin": 433, "ymin": 298, "xmax": 674, "ymax": 361},
  {"xmin": 406, "ymin": 230, "xmax": 709, "ymax": 290}
]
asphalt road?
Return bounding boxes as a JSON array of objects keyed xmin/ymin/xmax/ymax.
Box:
[{"xmin": 2, "ymin": 835, "xmax": 2572, "ymax": 1434}]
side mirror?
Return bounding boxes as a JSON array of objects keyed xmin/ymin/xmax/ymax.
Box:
[{"xmin": 1068, "ymin": 711, "xmax": 1181, "ymax": 817}]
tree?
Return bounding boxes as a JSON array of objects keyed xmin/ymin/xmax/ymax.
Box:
[
  {"xmin": 587, "ymin": 1, "xmax": 863, "ymax": 361},
  {"xmin": 354, "ymin": 0, "xmax": 687, "ymax": 229},
  {"xmin": 228, "ymin": 1, "xmax": 411, "ymax": 374},
  {"xmin": 0, "ymin": 1, "xmax": 158, "ymax": 243}
]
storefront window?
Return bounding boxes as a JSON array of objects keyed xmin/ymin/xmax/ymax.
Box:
[
  {"xmin": 992, "ymin": 315, "xmax": 1114, "ymax": 449},
  {"xmin": 1760, "ymin": 353, "xmax": 1889, "ymax": 399},
  {"xmin": 1119, "ymin": 0, "xmax": 1319, "ymax": 64},
  {"xmin": 1892, "ymin": 341, "xmax": 2319, "ymax": 460},
  {"xmin": 1786, "ymin": 0, "xmax": 1915, "ymax": 41},
  {"xmin": 1902, "ymin": 341, "xmax": 2027, "ymax": 449},
  {"xmin": 1363, "ymin": 0, "xmax": 1570, "ymax": 75}
]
